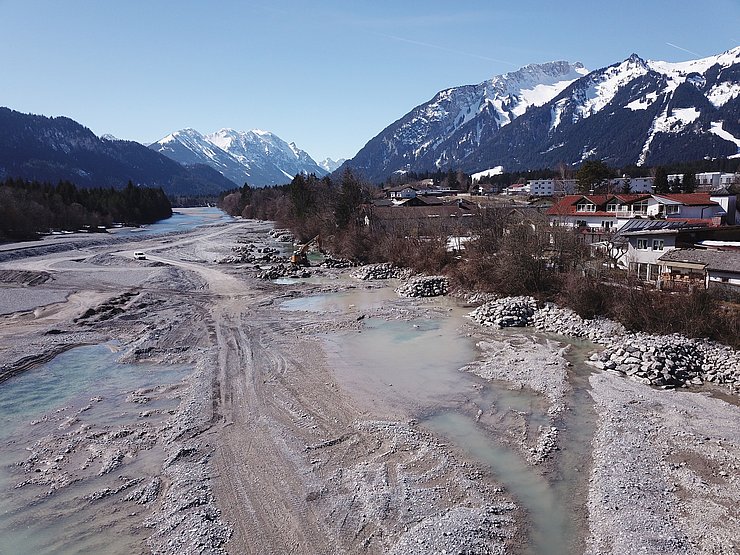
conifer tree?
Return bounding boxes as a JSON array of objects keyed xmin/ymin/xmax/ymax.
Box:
[
  {"xmin": 576, "ymin": 160, "xmax": 612, "ymax": 193},
  {"xmin": 670, "ymin": 176, "xmax": 683, "ymax": 193},
  {"xmin": 653, "ymin": 167, "xmax": 670, "ymax": 194},
  {"xmin": 681, "ymin": 172, "xmax": 697, "ymax": 193}
]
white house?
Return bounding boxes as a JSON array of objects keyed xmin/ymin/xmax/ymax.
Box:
[
  {"xmin": 611, "ymin": 176, "xmax": 653, "ymax": 193},
  {"xmin": 513, "ymin": 177, "xmax": 653, "ymax": 197},
  {"xmin": 667, "ymin": 172, "xmax": 738, "ymax": 190},
  {"xmin": 386, "ymin": 185, "xmax": 418, "ymax": 200},
  {"xmin": 612, "ymin": 224, "xmax": 740, "ymax": 285},
  {"xmin": 547, "ymin": 193, "xmax": 726, "ymax": 229},
  {"xmin": 620, "ymin": 228, "xmax": 681, "ymax": 282}
]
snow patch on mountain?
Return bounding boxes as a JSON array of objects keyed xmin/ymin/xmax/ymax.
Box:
[
  {"xmin": 707, "ymin": 82, "xmax": 740, "ymax": 107},
  {"xmin": 626, "ymin": 91, "xmax": 659, "ymax": 111},
  {"xmin": 710, "ymin": 121, "xmax": 740, "ymax": 157},
  {"xmin": 550, "ymin": 98, "xmax": 567, "ymax": 131},
  {"xmin": 471, "ymin": 166, "xmax": 503, "ymax": 181},
  {"xmin": 648, "ymin": 46, "xmax": 740, "ymax": 80}
]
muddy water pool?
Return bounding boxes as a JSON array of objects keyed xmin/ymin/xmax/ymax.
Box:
[
  {"xmin": 0, "ymin": 344, "xmax": 189, "ymax": 555},
  {"xmin": 283, "ymin": 289, "xmax": 599, "ymax": 555}
]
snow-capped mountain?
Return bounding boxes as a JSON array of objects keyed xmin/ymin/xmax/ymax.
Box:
[
  {"xmin": 341, "ymin": 47, "xmax": 740, "ymax": 181},
  {"xmin": 151, "ymin": 128, "xmax": 251, "ymax": 186},
  {"xmin": 0, "ymin": 108, "xmax": 236, "ymax": 195},
  {"xmin": 339, "ymin": 61, "xmax": 589, "ymax": 181},
  {"xmin": 151, "ymin": 128, "xmax": 327, "ymax": 186},
  {"xmin": 318, "ymin": 157, "xmax": 346, "ymax": 173}
]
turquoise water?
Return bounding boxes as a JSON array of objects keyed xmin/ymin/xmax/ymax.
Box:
[
  {"xmin": 426, "ymin": 412, "xmax": 568, "ymax": 555},
  {"xmin": 313, "ymin": 296, "xmax": 596, "ymax": 555},
  {"xmin": 116, "ymin": 207, "xmax": 233, "ymax": 237},
  {"xmin": 0, "ymin": 345, "xmax": 189, "ymax": 555}
]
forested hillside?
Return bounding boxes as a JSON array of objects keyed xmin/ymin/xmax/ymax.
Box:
[{"xmin": 0, "ymin": 178, "xmax": 172, "ymax": 241}]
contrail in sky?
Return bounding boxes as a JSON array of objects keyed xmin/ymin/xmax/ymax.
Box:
[
  {"xmin": 383, "ymin": 34, "xmax": 519, "ymax": 67},
  {"xmin": 665, "ymin": 42, "xmax": 702, "ymax": 57}
]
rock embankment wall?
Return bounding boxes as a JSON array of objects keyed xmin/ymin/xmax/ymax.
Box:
[
  {"xmin": 396, "ymin": 276, "xmax": 449, "ymax": 298},
  {"xmin": 468, "ymin": 297, "xmax": 740, "ymax": 393},
  {"xmin": 468, "ymin": 296, "xmax": 537, "ymax": 328},
  {"xmin": 352, "ymin": 263, "xmax": 412, "ymax": 281}
]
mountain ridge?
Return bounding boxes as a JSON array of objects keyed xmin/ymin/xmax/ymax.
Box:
[
  {"xmin": 0, "ymin": 108, "xmax": 236, "ymax": 196},
  {"xmin": 339, "ymin": 47, "xmax": 740, "ymax": 182},
  {"xmin": 151, "ymin": 127, "xmax": 328, "ymax": 186}
]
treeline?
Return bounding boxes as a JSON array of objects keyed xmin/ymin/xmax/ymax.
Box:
[
  {"xmin": 222, "ymin": 171, "xmax": 738, "ymax": 347},
  {"xmin": 0, "ymin": 178, "xmax": 172, "ymax": 242},
  {"xmin": 384, "ymin": 156, "xmax": 740, "ymax": 191},
  {"xmin": 218, "ymin": 171, "xmax": 374, "ymax": 259}
]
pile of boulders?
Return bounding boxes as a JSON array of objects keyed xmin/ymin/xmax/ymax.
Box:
[
  {"xmin": 256, "ymin": 264, "xmax": 311, "ymax": 280},
  {"xmin": 468, "ymin": 296, "xmax": 537, "ymax": 327},
  {"xmin": 396, "ymin": 276, "xmax": 449, "ymax": 298},
  {"xmin": 352, "ymin": 263, "xmax": 411, "ymax": 281},
  {"xmin": 588, "ymin": 333, "xmax": 740, "ymax": 391},
  {"xmin": 268, "ymin": 229, "xmax": 295, "ymax": 243},
  {"xmin": 531, "ymin": 303, "xmax": 626, "ymax": 343},
  {"xmin": 217, "ymin": 244, "xmax": 285, "ymax": 265},
  {"xmin": 466, "ymin": 295, "xmax": 739, "ymax": 393},
  {"xmin": 321, "ymin": 256, "xmax": 357, "ymax": 269}
]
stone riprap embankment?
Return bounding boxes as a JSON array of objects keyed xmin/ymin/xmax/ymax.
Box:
[
  {"xmin": 468, "ymin": 296, "xmax": 537, "ymax": 327},
  {"xmin": 268, "ymin": 229, "xmax": 294, "ymax": 243},
  {"xmin": 468, "ymin": 297, "xmax": 739, "ymax": 393},
  {"xmin": 217, "ymin": 244, "xmax": 285, "ymax": 265},
  {"xmin": 396, "ymin": 276, "xmax": 448, "ymax": 298},
  {"xmin": 531, "ymin": 303, "xmax": 626, "ymax": 343},
  {"xmin": 352, "ymin": 263, "xmax": 412, "ymax": 281},
  {"xmin": 256, "ymin": 264, "xmax": 311, "ymax": 280},
  {"xmin": 588, "ymin": 333, "xmax": 740, "ymax": 392},
  {"xmin": 321, "ymin": 256, "xmax": 357, "ymax": 269}
]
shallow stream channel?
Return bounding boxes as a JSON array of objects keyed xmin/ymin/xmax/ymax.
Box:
[
  {"xmin": 282, "ymin": 286, "xmax": 599, "ymax": 555},
  {"xmin": 0, "ymin": 344, "xmax": 190, "ymax": 555}
]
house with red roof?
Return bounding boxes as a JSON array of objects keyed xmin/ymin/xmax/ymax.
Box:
[{"xmin": 546, "ymin": 193, "xmax": 728, "ymax": 242}]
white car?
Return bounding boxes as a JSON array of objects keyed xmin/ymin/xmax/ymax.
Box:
[{"xmin": 134, "ymin": 252, "xmax": 147, "ymax": 260}]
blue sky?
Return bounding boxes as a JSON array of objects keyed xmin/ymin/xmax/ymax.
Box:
[{"xmin": 2, "ymin": 0, "xmax": 738, "ymax": 162}]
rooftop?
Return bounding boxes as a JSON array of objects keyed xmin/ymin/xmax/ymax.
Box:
[{"xmin": 659, "ymin": 248, "xmax": 740, "ymax": 273}]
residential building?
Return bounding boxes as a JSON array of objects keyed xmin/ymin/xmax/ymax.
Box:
[
  {"xmin": 658, "ymin": 248, "xmax": 740, "ymax": 289},
  {"xmin": 667, "ymin": 172, "xmax": 739, "ymax": 191},
  {"xmin": 613, "ymin": 224, "xmax": 740, "ymax": 285},
  {"xmin": 362, "ymin": 198, "xmax": 478, "ymax": 236},
  {"xmin": 505, "ymin": 177, "xmax": 653, "ymax": 197},
  {"xmin": 385, "ymin": 185, "xmax": 418, "ymax": 200},
  {"xmin": 547, "ymin": 193, "xmax": 726, "ymax": 229}
]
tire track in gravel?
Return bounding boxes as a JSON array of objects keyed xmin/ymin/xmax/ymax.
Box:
[{"xmin": 209, "ymin": 304, "xmax": 337, "ymax": 555}]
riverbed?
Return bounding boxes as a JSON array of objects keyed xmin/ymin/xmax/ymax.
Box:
[{"xmin": 0, "ymin": 217, "xmax": 737, "ymax": 554}]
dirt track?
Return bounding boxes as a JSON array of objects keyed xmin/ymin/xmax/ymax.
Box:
[{"xmin": 0, "ymin": 214, "xmax": 737, "ymax": 554}]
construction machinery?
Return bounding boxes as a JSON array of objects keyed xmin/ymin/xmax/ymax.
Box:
[{"xmin": 290, "ymin": 235, "xmax": 323, "ymax": 266}]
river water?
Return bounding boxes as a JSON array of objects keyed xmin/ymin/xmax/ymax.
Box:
[
  {"xmin": 0, "ymin": 345, "xmax": 189, "ymax": 555},
  {"xmin": 282, "ymin": 289, "xmax": 598, "ymax": 555},
  {"xmin": 114, "ymin": 207, "xmax": 234, "ymax": 237}
]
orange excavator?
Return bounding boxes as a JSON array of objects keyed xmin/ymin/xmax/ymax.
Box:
[{"xmin": 290, "ymin": 234, "xmax": 323, "ymax": 266}]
